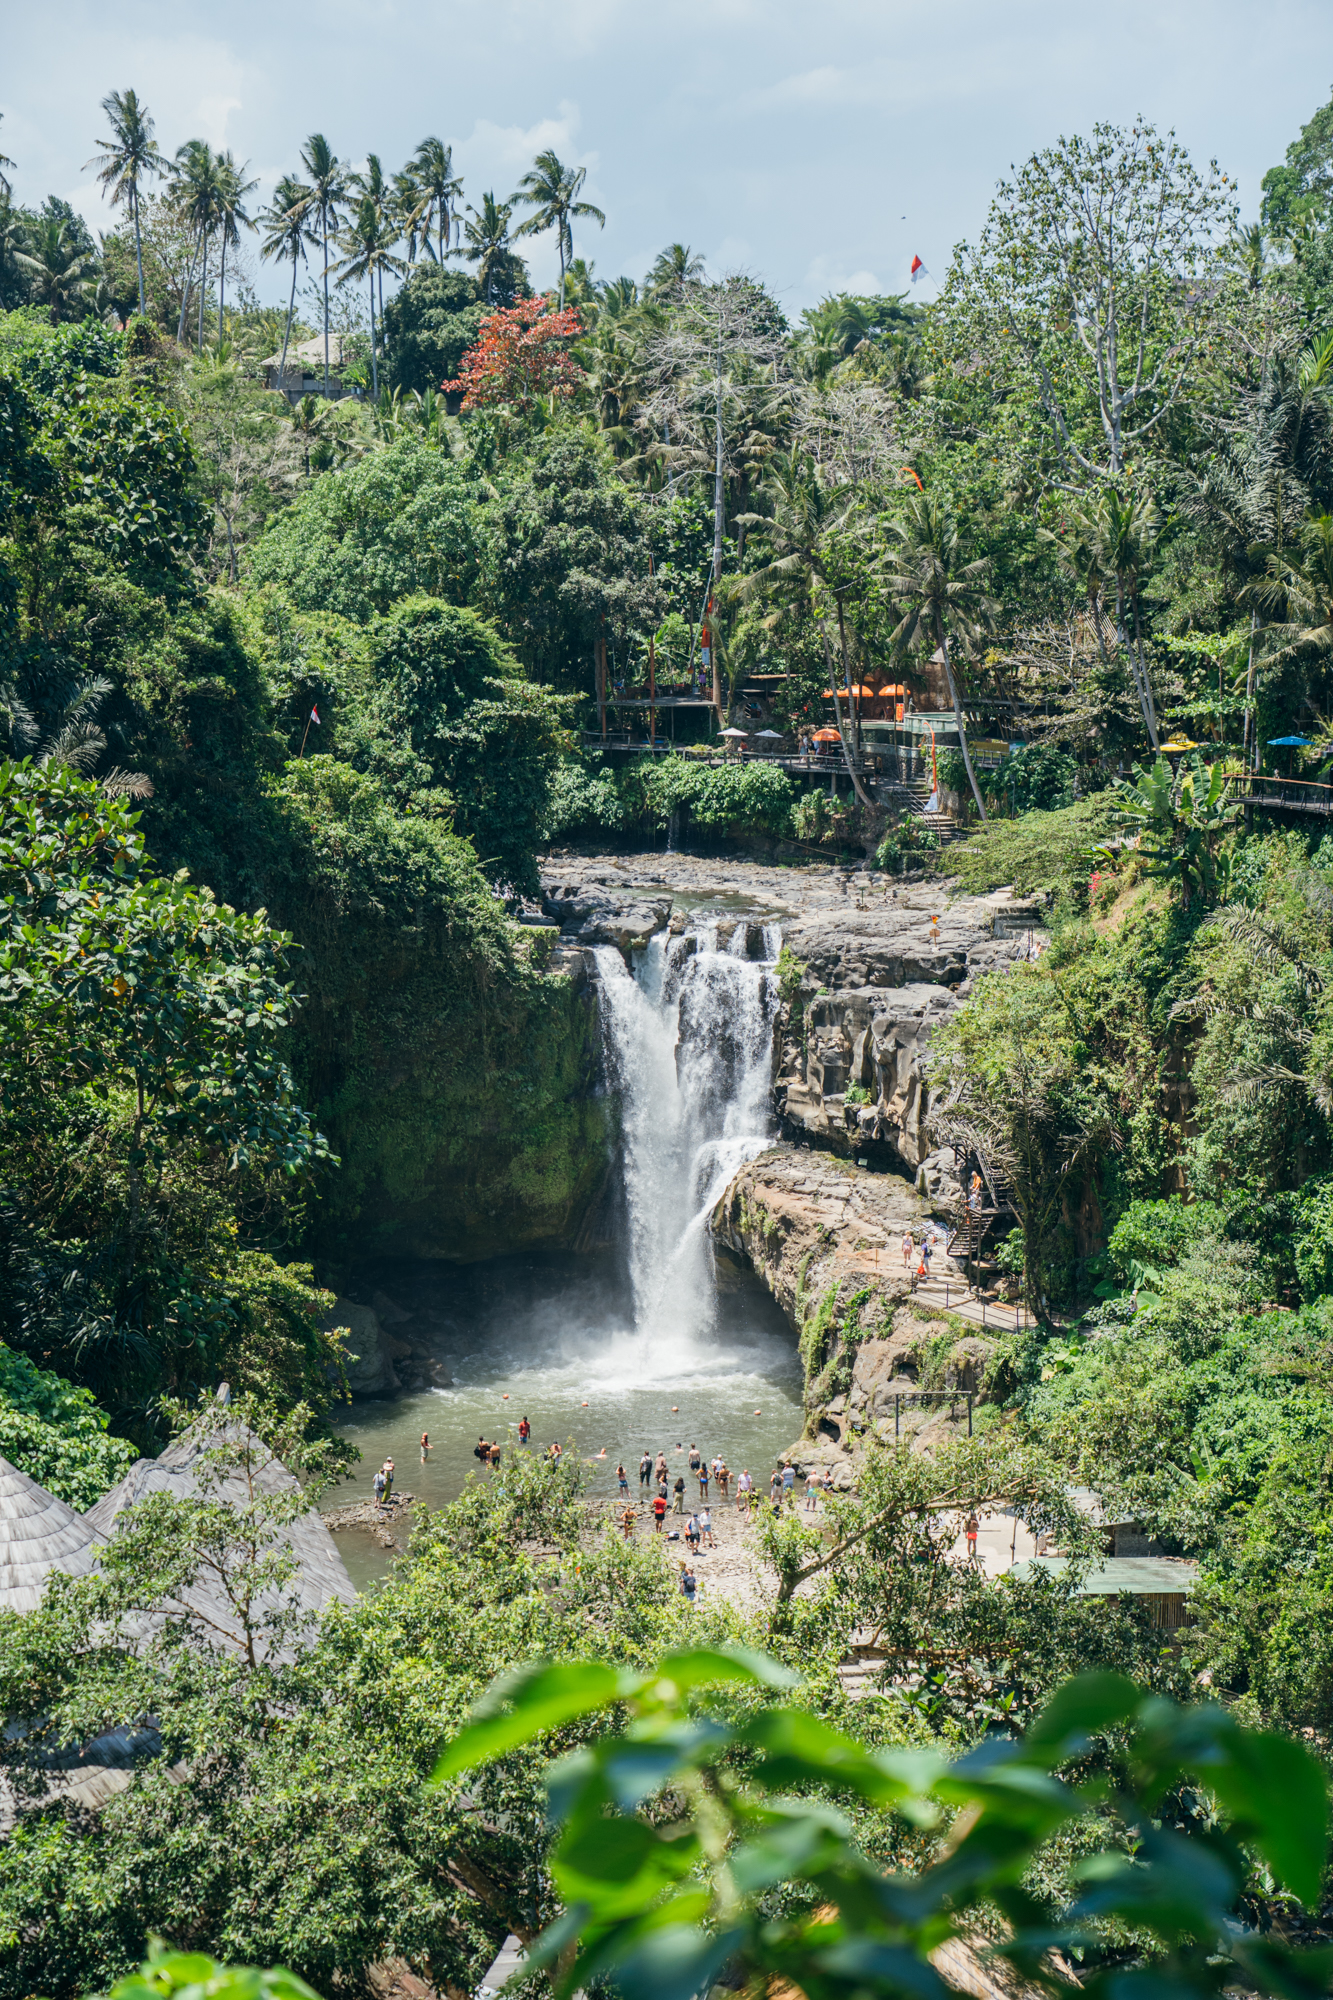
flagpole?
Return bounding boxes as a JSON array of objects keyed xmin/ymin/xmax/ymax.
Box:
[{"xmin": 298, "ymin": 709, "xmax": 315, "ymax": 758}]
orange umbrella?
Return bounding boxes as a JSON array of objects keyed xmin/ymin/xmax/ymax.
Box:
[{"xmin": 812, "ymin": 727, "xmax": 842, "ymax": 742}]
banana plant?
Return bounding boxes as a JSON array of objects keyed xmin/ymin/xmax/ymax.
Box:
[{"xmin": 1113, "ymin": 752, "xmax": 1238, "ymax": 908}]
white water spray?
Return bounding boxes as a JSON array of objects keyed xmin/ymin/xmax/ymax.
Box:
[{"xmin": 594, "ymin": 921, "xmax": 780, "ymax": 1341}]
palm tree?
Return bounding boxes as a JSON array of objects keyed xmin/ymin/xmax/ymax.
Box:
[
  {"xmin": 351, "ymin": 154, "xmax": 399, "ymax": 330},
  {"xmin": 410, "ymin": 137, "xmax": 463, "ymax": 264},
  {"xmin": 258, "ymin": 175, "xmax": 314, "ymax": 395},
  {"xmin": 460, "ymin": 191, "xmax": 514, "ymax": 303},
  {"xmin": 168, "ymin": 140, "xmax": 222, "ymax": 348},
  {"xmin": 879, "ymin": 492, "xmax": 997, "ymax": 824},
  {"xmin": 299, "ymin": 134, "xmax": 347, "ymax": 398},
  {"xmin": 289, "ymin": 394, "xmax": 325, "ymax": 476},
  {"xmin": 335, "ymin": 195, "xmax": 403, "ymax": 398},
  {"xmin": 647, "ymin": 243, "xmax": 704, "ymax": 296},
  {"xmin": 1251, "ymin": 512, "xmax": 1333, "ymax": 673},
  {"xmin": 15, "ymin": 213, "xmax": 98, "ymax": 323},
  {"xmin": 736, "ymin": 449, "xmax": 875, "ymax": 808},
  {"xmin": 85, "ymin": 89, "xmax": 162, "ymax": 318},
  {"xmin": 213, "ymin": 150, "xmax": 257, "ymax": 336},
  {"xmin": 0, "ymin": 112, "xmax": 13, "ymax": 200},
  {"xmin": 0, "ymin": 198, "xmax": 27, "ymax": 311},
  {"xmin": 512, "ymin": 151, "xmax": 605, "ymax": 309}
]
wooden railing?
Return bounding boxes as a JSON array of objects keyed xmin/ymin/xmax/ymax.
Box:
[{"xmin": 1237, "ymin": 773, "xmax": 1333, "ymax": 816}]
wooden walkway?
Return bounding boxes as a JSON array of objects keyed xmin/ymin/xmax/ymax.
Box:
[{"xmin": 908, "ymin": 1276, "xmax": 1033, "ymax": 1334}]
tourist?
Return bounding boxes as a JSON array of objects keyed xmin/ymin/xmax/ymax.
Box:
[
  {"xmin": 383, "ymin": 1459, "xmax": 395, "ymax": 1503},
  {"xmin": 769, "ymin": 1469, "xmax": 781, "ymax": 1506},
  {"xmin": 685, "ymin": 1512, "xmax": 701, "ymax": 1552},
  {"xmin": 922, "ymin": 1233, "xmax": 933, "ymax": 1275},
  {"xmin": 420, "ymin": 1432, "xmax": 430, "ymax": 1460},
  {"xmin": 639, "ymin": 1450, "xmax": 652, "ymax": 1498},
  {"xmin": 688, "ymin": 1444, "xmax": 701, "ymax": 1479},
  {"xmin": 620, "ymin": 1504, "xmax": 635, "ymax": 1541},
  {"xmin": 700, "ymin": 1505, "xmax": 715, "ymax": 1548},
  {"xmin": 488, "ymin": 1443, "xmax": 502, "ymax": 1469},
  {"xmin": 474, "ymin": 1437, "xmax": 489, "ymax": 1463},
  {"xmin": 549, "ymin": 1441, "xmax": 562, "ymax": 1462},
  {"xmin": 655, "ymin": 1450, "xmax": 668, "ymax": 1488},
  {"xmin": 804, "ymin": 1471, "xmax": 819, "ymax": 1512},
  {"xmin": 673, "ymin": 1473, "xmax": 686, "ymax": 1513},
  {"xmin": 372, "ymin": 1467, "xmax": 386, "ymax": 1505},
  {"xmin": 680, "ymin": 1564, "xmax": 697, "ymax": 1604},
  {"xmin": 737, "ymin": 1468, "xmax": 752, "ymax": 1513},
  {"xmin": 652, "ymin": 1490, "xmax": 667, "ymax": 1532},
  {"xmin": 617, "ymin": 1462, "xmax": 629, "ymax": 1498},
  {"xmin": 965, "ymin": 1512, "xmax": 980, "ymax": 1561},
  {"xmin": 902, "ymin": 1229, "xmax": 915, "ymax": 1273},
  {"xmin": 518, "ymin": 1415, "xmax": 531, "ymax": 1445},
  {"xmin": 698, "ymin": 1458, "xmax": 709, "ymax": 1501},
  {"xmin": 781, "ymin": 1462, "xmax": 795, "ymax": 1499}
]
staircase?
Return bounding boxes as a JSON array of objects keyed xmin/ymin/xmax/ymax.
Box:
[{"xmin": 876, "ymin": 779, "xmax": 961, "ymax": 841}]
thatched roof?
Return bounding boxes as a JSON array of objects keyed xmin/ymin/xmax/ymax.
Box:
[
  {"xmin": 0, "ymin": 1456, "xmax": 104, "ymax": 1615},
  {"xmin": 87, "ymin": 1425, "xmax": 357, "ymax": 1661},
  {"xmin": 259, "ymin": 332, "xmax": 354, "ymax": 373}
]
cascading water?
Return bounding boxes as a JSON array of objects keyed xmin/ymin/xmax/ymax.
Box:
[{"xmin": 594, "ymin": 920, "xmax": 781, "ymax": 1340}]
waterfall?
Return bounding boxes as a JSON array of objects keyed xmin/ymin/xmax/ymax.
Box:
[{"xmin": 594, "ymin": 922, "xmax": 780, "ymax": 1341}]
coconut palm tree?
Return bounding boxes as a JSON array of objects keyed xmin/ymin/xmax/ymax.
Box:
[
  {"xmin": 299, "ymin": 134, "xmax": 347, "ymax": 398},
  {"xmin": 168, "ymin": 140, "xmax": 223, "ymax": 348},
  {"xmin": 258, "ymin": 175, "xmax": 314, "ymax": 395},
  {"xmin": 736, "ymin": 448, "xmax": 875, "ymax": 808},
  {"xmin": 289, "ymin": 394, "xmax": 325, "ymax": 476},
  {"xmin": 213, "ymin": 150, "xmax": 257, "ymax": 336},
  {"xmin": 512, "ymin": 151, "xmax": 605, "ymax": 309},
  {"xmin": 409, "ymin": 137, "xmax": 463, "ymax": 265},
  {"xmin": 15, "ymin": 213, "xmax": 98, "ymax": 324},
  {"xmin": 460, "ymin": 191, "xmax": 515, "ymax": 303},
  {"xmin": 647, "ymin": 243, "xmax": 705, "ymax": 297},
  {"xmin": 0, "ymin": 198, "xmax": 27, "ymax": 311},
  {"xmin": 350, "ymin": 154, "xmax": 399, "ymax": 329},
  {"xmin": 879, "ymin": 491, "xmax": 997, "ymax": 823},
  {"xmin": 335, "ymin": 195, "xmax": 403, "ymax": 399},
  {"xmin": 86, "ymin": 88, "xmax": 162, "ymax": 318}
]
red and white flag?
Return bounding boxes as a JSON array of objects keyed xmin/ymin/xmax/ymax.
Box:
[
  {"xmin": 910, "ymin": 255, "xmax": 928, "ymax": 284},
  {"xmin": 309, "ymin": 704, "xmax": 320, "ymax": 725}
]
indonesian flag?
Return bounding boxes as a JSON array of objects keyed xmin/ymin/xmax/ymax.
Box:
[
  {"xmin": 309, "ymin": 705, "xmax": 320, "ymax": 725},
  {"xmin": 910, "ymin": 255, "xmax": 928, "ymax": 284}
]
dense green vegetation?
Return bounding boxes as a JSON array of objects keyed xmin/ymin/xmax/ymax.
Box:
[{"xmin": 7, "ymin": 78, "xmax": 1333, "ymax": 2000}]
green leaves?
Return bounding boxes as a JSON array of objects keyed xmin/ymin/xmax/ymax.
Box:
[
  {"xmin": 430, "ymin": 1650, "xmax": 1333, "ymax": 2000},
  {"xmin": 99, "ymin": 1947, "xmax": 320, "ymax": 2000}
]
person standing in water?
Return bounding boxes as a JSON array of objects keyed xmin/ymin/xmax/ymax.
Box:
[
  {"xmin": 639, "ymin": 1451, "xmax": 653, "ymax": 1501},
  {"xmin": 617, "ymin": 1463, "xmax": 629, "ymax": 1499},
  {"xmin": 420, "ymin": 1433, "xmax": 430, "ymax": 1461},
  {"xmin": 518, "ymin": 1415, "xmax": 531, "ymax": 1446}
]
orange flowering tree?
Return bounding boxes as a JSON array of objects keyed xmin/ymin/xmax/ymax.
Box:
[{"xmin": 443, "ymin": 297, "xmax": 583, "ymax": 413}]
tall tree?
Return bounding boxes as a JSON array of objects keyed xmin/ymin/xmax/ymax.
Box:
[
  {"xmin": 168, "ymin": 140, "xmax": 222, "ymax": 348},
  {"xmin": 298, "ymin": 134, "xmax": 346, "ymax": 398},
  {"xmin": 335, "ymin": 195, "xmax": 403, "ymax": 399},
  {"xmin": 409, "ymin": 137, "xmax": 463, "ymax": 265},
  {"xmin": 941, "ymin": 119, "xmax": 1236, "ymax": 489},
  {"xmin": 0, "ymin": 111, "xmax": 15, "ymax": 199},
  {"xmin": 646, "ymin": 242, "xmax": 705, "ymax": 297},
  {"xmin": 14, "ymin": 213, "xmax": 98, "ymax": 324},
  {"xmin": 86, "ymin": 88, "xmax": 162, "ymax": 319},
  {"xmin": 214, "ymin": 150, "xmax": 257, "ymax": 339},
  {"xmin": 258, "ymin": 175, "xmax": 314, "ymax": 395},
  {"xmin": 350, "ymin": 153, "xmax": 398, "ymax": 331},
  {"xmin": 511, "ymin": 150, "xmax": 605, "ymax": 310},
  {"xmin": 460, "ymin": 191, "xmax": 515, "ymax": 303},
  {"xmin": 879, "ymin": 491, "xmax": 997, "ymax": 823}
]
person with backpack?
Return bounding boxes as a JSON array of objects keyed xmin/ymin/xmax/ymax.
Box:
[
  {"xmin": 679, "ymin": 1564, "xmax": 697, "ymax": 1604},
  {"xmin": 372, "ymin": 1467, "xmax": 386, "ymax": 1505}
]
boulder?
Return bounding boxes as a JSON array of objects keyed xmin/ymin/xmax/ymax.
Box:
[{"xmin": 323, "ymin": 1297, "xmax": 399, "ymax": 1397}]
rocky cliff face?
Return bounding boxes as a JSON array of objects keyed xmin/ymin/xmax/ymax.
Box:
[{"xmin": 775, "ymin": 887, "xmax": 1044, "ymax": 1179}]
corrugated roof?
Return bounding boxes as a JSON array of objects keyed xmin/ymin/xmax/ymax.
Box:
[
  {"xmin": 1009, "ymin": 1555, "xmax": 1199, "ymax": 1594},
  {"xmin": 0, "ymin": 1456, "xmax": 104, "ymax": 1615},
  {"xmin": 259, "ymin": 332, "xmax": 354, "ymax": 371}
]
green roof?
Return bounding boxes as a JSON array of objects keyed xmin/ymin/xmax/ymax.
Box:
[{"xmin": 1009, "ymin": 1556, "xmax": 1199, "ymax": 1595}]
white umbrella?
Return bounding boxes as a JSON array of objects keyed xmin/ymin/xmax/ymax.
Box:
[
  {"xmin": 721, "ymin": 727, "xmax": 749, "ymax": 737},
  {"xmin": 755, "ymin": 729, "xmax": 784, "ymax": 738}
]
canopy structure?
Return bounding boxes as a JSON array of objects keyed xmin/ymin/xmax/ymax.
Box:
[
  {"xmin": 0, "ymin": 1457, "xmax": 103, "ymax": 1615},
  {"xmin": 1268, "ymin": 735, "xmax": 1312, "ymax": 747},
  {"xmin": 754, "ymin": 729, "xmax": 785, "ymax": 740},
  {"xmin": 720, "ymin": 727, "xmax": 749, "ymax": 738}
]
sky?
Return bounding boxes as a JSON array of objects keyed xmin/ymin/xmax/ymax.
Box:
[{"xmin": 4, "ymin": 0, "xmax": 1333, "ymax": 320}]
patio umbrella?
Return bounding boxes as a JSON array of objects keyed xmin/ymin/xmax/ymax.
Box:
[
  {"xmin": 721, "ymin": 727, "xmax": 749, "ymax": 738},
  {"xmin": 812, "ymin": 728, "xmax": 842, "ymax": 742},
  {"xmin": 755, "ymin": 729, "xmax": 784, "ymax": 739},
  {"xmin": 1268, "ymin": 735, "xmax": 1311, "ymax": 746}
]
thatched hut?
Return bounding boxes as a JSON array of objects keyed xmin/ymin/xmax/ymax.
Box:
[{"xmin": 0, "ymin": 1455, "xmax": 104, "ymax": 1615}]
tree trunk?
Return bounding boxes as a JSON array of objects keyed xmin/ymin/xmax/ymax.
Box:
[
  {"xmin": 278, "ymin": 258, "xmax": 297, "ymax": 396},
  {"xmin": 596, "ymin": 618, "xmax": 607, "ymax": 739},
  {"xmin": 836, "ymin": 597, "xmax": 859, "ymax": 748},
  {"xmin": 218, "ymin": 234, "xmax": 226, "ymax": 344},
  {"xmin": 198, "ymin": 234, "xmax": 207, "ymax": 350},
  {"xmin": 177, "ymin": 228, "xmax": 198, "ymax": 346},
  {"xmin": 1242, "ymin": 608, "xmax": 1259, "ymax": 772},
  {"xmin": 1116, "ymin": 576, "xmax": 1158, "ymax": 751},
  {"xmin": 369, "ymin": 273, "xmax": 379, "ymax": 399},
  {"xmin": 821, "ymin": 627, "xmax": 873, "ymax": 810},
  {"xmin": 1132, "ymin": 591, "xmax": 1159, "ymax": 748},
  {"xmin": 322, "ymin": 204, "xmax": 331, "ymax": 399},
  {"xmin": 933, "ymin": 611, "xmax": 987, "ymax": 823},
  {"xmin": 133, "ymin": 184, "xmax": 145, "ymax": 319}
]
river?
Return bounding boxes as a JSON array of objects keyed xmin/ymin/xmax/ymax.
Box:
[{"xmin": 331, "ymin": 898, "xmax": 805, "ymax": 1592}]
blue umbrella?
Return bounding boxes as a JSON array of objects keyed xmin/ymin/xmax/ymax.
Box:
[{"xmin": 1268, "ymin": 735, "xmax": 1311, "ymax": 746}]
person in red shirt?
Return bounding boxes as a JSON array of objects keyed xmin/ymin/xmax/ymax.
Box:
[{"xmin": 652, "ymin": 1490, "xmax": 667, "ymax": 1532}]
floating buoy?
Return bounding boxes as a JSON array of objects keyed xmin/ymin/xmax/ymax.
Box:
[
  {"xmin": 502, "ymin": 1394, "xmax": 509, "ymax": 1400},
  {"xmin": 754, "ymin": 1409, "xmax": 762, "ymax": 1415},
  {"xmin": 581, "ymin": 1400, "xmax": 589, "ymax": 1407},
  {"xmin": 671, "ymin": 1405, "xmax": 679, "ymax": 1412}
]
